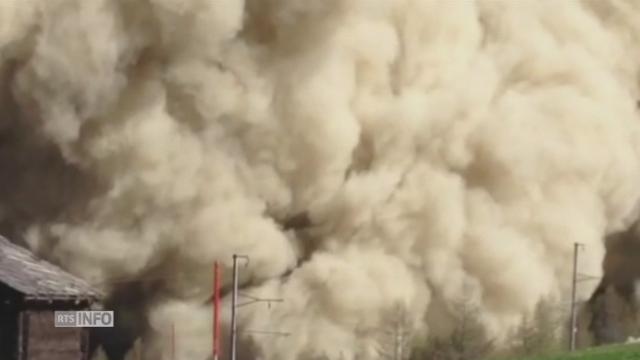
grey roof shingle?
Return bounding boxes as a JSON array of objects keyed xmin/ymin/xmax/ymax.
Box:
[{"xmin": 0, "ymin": 235, "xmax": 101, "ymax": 300}]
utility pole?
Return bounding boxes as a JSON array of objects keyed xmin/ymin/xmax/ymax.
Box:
[
  {"xmin": 569, "ymin": 242, "xmax": 582, "ymax": 352},
  {"xmin": 395, "ymin": 327, "xmax": 403, "ymax": 360},
  {"xmin": 213, "ymin": 262, "xmax": 221, "ymax": 360},
  {"xmin": 171, "ymin": 322, "xmax": 176, "ymax": 360},
  {"xmin": 230, "ymin": 254, "xmax": 249, "ymax": 360},
  {"xmin": 228, "ymin": 254, "xmax": 288, "ymax": 360}
]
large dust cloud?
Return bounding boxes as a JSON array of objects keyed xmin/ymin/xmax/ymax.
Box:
[{"xmin": 2, "ymin": 0, "xmax": 640, "ymax": 359}]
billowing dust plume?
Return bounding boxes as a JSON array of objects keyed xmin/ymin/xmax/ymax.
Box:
[{"xmin": 3, "ymin": 0, "xmax": 640, "ymax": 359}]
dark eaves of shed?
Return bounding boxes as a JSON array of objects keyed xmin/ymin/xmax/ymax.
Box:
[{"xmin": 0, "ymin": 235, "xmax": 102, "ymax": 302}]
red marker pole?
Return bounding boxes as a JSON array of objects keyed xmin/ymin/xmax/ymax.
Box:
[{"xmin": 213, "ymin": 262, "xmax": 221, "ymax": 360}]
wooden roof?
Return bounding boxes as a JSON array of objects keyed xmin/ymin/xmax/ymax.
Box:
[{"xmin": 0, "ymin": 235, "xmax": 101, "ymax": 300}]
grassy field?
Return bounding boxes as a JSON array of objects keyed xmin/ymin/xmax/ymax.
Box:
[{"xmin": 505, "ymin": 343, "xmax": 640, "ymax": 360}]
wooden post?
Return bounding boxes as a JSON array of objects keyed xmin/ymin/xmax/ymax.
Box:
[
  {"xmin": 81, "ymin": 327, "xmax": 90, "ymax": 360},
  {"xmin": 17, "ymin": 312, "xmax": 24, "ymax": 360}
]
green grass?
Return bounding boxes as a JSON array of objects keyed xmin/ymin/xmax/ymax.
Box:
[{"xmin": 504, "ymin": 343, "xmax": 640, "ymax": 360}]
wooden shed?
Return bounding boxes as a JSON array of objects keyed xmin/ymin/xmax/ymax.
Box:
[{"xmin": 0, "ymin": 235, "xmax": 102, "ymax": 360}]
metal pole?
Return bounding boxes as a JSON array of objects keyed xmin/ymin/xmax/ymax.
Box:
[
  {"xmin": 399, "ymin": 328, "xmax": 404, "ymax": 360},
  {"xmin": 230, "ymin": 255, "xmax": 240, "ymax": 360},
  {"xmin": 172, "ymin": 322, "xmax": 176, "ymax": 360},
  {"xmin": 395, "ymin": 328, "xmax": 401, "ymax": 360},
  {"xmin": 213, "ymin": 262, "xmax": 221, "ymax": 360},
  {"xmin": 393, "ymin": 327, "xmax": 398, "ymax": 360},
  {"xmin": 569, "ymin": 243, "xmax": 580, "ymax": 352}
]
